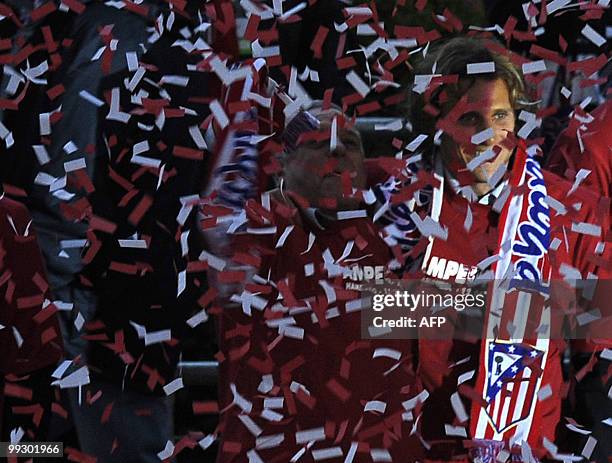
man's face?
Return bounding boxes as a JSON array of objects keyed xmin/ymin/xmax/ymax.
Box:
[
  {"xmin": 283, "ymin": 112, "xmax": 366, "ymax": 211},
  {"xmin": 440, "ymin": 78, "xmax": 516, "ymax": 195}
]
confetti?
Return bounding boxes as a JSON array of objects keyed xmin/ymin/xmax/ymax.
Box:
[
  {"xmin": 581, "ymin": 24, "xmax": 606, "ymax": 47},
  {"xmin": 466, "ymin": 62, "xmax": 495, "ymax": 74},
  {"xmin": 522, "ymin": 60, "xmax": 547, "ymax": 74}
]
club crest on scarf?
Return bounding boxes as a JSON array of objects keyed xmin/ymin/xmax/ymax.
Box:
[{"xmin": 483, "ymin": 341, "xmax": 545, "ymax": 434}]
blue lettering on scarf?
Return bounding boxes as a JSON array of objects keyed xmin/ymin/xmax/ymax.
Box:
[{"xmin": 511, "ymin": 158, "xmax": 550, "ymax": 287}]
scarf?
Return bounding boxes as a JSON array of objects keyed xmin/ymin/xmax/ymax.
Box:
[
  {"xmin": 375, "ymin": 142, "xmax": 553, "ymax": 454},
  {"xmin": 425, "ymin": 142, "xmax": 553, "ymax": 450}
]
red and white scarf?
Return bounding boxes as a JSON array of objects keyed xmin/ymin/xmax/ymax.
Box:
[{"xmin": 422, "ymin": 142, "xmax": 553, "ymax": 447}]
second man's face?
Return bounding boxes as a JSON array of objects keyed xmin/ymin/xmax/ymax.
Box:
[
  {"xmin": 440, "ymin": 78, "xmax": 516, "ymax": 195},
  {"xmin": 283, "ymin": 112, "xmax": 366, "ymax": 211}
]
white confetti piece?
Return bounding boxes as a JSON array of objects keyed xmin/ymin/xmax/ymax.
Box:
[
  {"xmin": 471, "ymin": 127, "xmax": 495, "ymax": 145},
  {"xmin": 157, "ymin": 440, "xmax": 174, "ymax": 460},
  {"xmin": 466, "ymin": 148, "xmax": 496, "ymax": 171},
  {"xmin": 39, "ymin": 113, "xmax": 51, "ymax": 135},
  {"xmin": 133, "ymin": 140, "xmax": 150, "ymax": 155},
  {"xmin": 318, "ymin": 279, "xmax": 337, "ymax": 304},
  {"xmin": 576, "ymin": 308, "xmax": 601, "ymax": 326},
  {"xmin": 258, "ymin": 375, "xmax": 274, "ymax": 394},
  {"xmin": 370, "ymin": 449, "xmax": 392, "ymax": 462},
  {"xmin": 239, "ymin": 414, "xmax": 262, "ymax": 437},
  {"xmin": 12, "ymin": 327, "xmax": 23, "ymax": 347},
  {"xmin": 127, "ymin": 67, "xmax": 146, "ymax": 92},
  {"xmin": 51, "ymin": 366, "xmax": 90, "ymax": 389},
  {"xmin": 296, "ymin": 427, "xmax": 326, "ymax": 444},
  {"xmin": 231, "ymin": 383, "xmax": 253, "ymax": 413},
  {"xmin": 118, "ymin": 239, "xmax": 148, "ymax": 248},
  {"xmin": 464, "ymin": 205, "xmax": 473, "ymax": 232},
  {"xmin": 275, "ymin": 225, "xmax": 295, "ymax": 248},
  {"xmin": 373, "ymin": 348, "xmax": 402, "ymax": 360},
  {"xmin": 364, "ymin": 400, "xmax": 387, "ymax": 413},
  {"xmin": 467, "ymin": 62, "xmax": 495, "ymax": 74},
  {"xmin": 450, "ymin": 392, "xmax": 468, "ymax": 423},
  {"xmin": 255, "ymin": 433, "xmax": 284, "ymax": 450},
  {"xmin": 344, "ymin": 7, "xmax": 372, "ymax": 16},
  {"xmin": 457, "ymin": 370, "xmax": 475, "ymax": 385},
  {"xmin": 345, "ymin": 297, "xmax": 367, "ymax": 312},
  {"xmin": 160, "ymin": 75, "xmax": 190, "ymax": 86},
  {"xmin": 126, "ymin": 51, "xmax": 139, "ymax": 72},
  {"xmin": 544, "ymin": 196, "xmax": 567, "ymax": 215},
  {"xmin": 63, "ymin": 141, "xmax": 78, "ymax": 154},
  {"xmin": 581, "ymin": 24, "xmax": 606, "ymax": 47},
  {"xmin": 337, "ymin": 210, "xmax": 367, "ymax": 220},
  {"xmin": 0, "ymin": 122, "xmax": 13, "ymax": 148},
  {"xmin": 496, "ymin": 449, "xmax": 510, "ymax": 462},
  {"xmin": 517, "ymin": 119, "xmax": 540, "ymax": 139},
  {"xmin": 312, "ymin": 447, "xmax": 343, "ymax": 460},
  {"xmin": 444, "ymin": 424, "xmax": 467, "ymax": 437},
  {"xmin": 547, "ymin": 0, "xmax": 571, "ymax": 13},
  {"xmin": 251, "ymin": 40, "xmax": 280, "ymax": 59},
  {"xmin": 177, "ymin": 269, "xmax": 186, "ymax": 297},
  {"xmin": 186, "ymin": 310, "xmax": 208, "ymax": 328},
  {"xmin": 210, "ymin": 99, "xmax": 229, "ymax": 129},
  {"xmin": 198, "ymin": 250, "xmax": 227, "ymax": 271},
  {"xmin": 581, "ymin": 436, "xmax": 597, "ymax": 458},
  {"xmin": 78, "ymin": 90, "xmax": 104, "ymax": 107},
  {"xmin": 60, "ymin": 239, "xmax": 88, "ymax": 249},
  {"xmin": 601, "ymin": 349, "xmax": 612, "ymax": 361},
  {"xmin": 402, "ymin": 389, "xmax": 429, "ymax": 411},
  {"xmin": 264, "ymin": 397, "xmax": 283, "ymax": 409},
  {"xmin": 64, "ymin": 158, "xmax": 86, "ymax": 172},
  {"xmin": 189, "ymin": 125, "xmax": 208, "ymax": 149},
  {"xmin": 568, "ymin": 168, "xmax": 591, "ymax": 195},
  {"xmin": 144, "ymin": 329, "xmax": 171, "ymax": 345},
  {"xmin": 51, "ymin": 360, "xmax": 72, "ymax": 379},
  {"xmin": 246, "ymin": 226, "xmax": 278, "ymax": 235},
  {"xmin": 346, "ymin": 70, "xmax": 370, "ymax": 97},
  {"xmin": 247, "ymin": 449, "xmax": 264, "ymax": 463},
  {"xmin": 571, "ymin": 222, "xmax": 601, "ymax": 237},
  {"xmin": 304, "ymin": 263, "xmax": 314, "ymax": 276},
  {"xmin": 32, "ymin": 145, "xmax": 50, "ymax": 164},
  {"xmin": 522, "ymin": 60, "xmax": 547, "ymax": 74},
  {"xmin": 163, "ymin": 377, "xmax": 184, "ymax": 396},
  {"xmin": 279, "ymin": 2, "xmax": 307, "ymax": 20},
  {"xmin": 537, "ymin": 384, "xmax": 552, "ymax": 401},
  {"xmin": 561, "ymin": 86, "xmax": 572, "ymax": 99},
  {"xmin": 344, "ymin": 442, "xmax": 358, "ymax": 463},
  {"xmin": 279, "ymin": 325, "xmax": 304, "ymax": 339},
  {"xmin": 74, "ymin": 312, "xmax": 84, "ymax": 331},
  {"xmin": 198, "ymin": 435, "xmax": 215, "ymax": 450},
  {"xmin": 407, "ymin": 134, "xmax": 428, "ymax": 152}
]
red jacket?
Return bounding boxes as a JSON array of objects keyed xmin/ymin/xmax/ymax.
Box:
[
  {"xmin": 546, "ymin": 100, "xmax": 612, "ymax": 198},
  {"xmin": 0, "ymin": 196, "xmax": 63, "ymax": 434},
  {"xmin": 415, "ymin": 169, "xmax": 609, "ymax": 460},
  {"xmin": 216, "ymin": 194, "xmax": 422, "ymax": 462}
]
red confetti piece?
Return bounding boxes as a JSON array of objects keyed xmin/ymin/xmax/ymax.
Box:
[
  {"xmin": 100, "ymin": 402, "xmax": 114, "ymax": 424},
  {"xmin": 41, "ymin": 326, "xmax": 58, "ymax": 344},
  {"xmin": 30, "ymin": 1, "xmax": 57, "ymax": 23},
  {"xmin": 62, "ymin": 0, "xmax": 86, "ymax": 14},
  {"xmin": 311, "ymin": 26, "xmax": 329, "ymax": 60},
  {"xmin": 193, "ymin": 401, "xmax": 219, "ymax": 414},
  {"xmin": 4, "ymin": 383, "xmax": 33, "ymax": 400},
  {"xmin": 127, "ymin": 195, "xmax": 153, "ymax": 226},
  {"xmin": 173, "ymin": 145, "xmax": 205, "ymax": 160},
  {"xmin": 325, "ymin": 378, "xmax": 351, "ymax": 402},
  {"xmin": 197, "ymin": 287, "xmax": 219, "ymax": 308}
]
